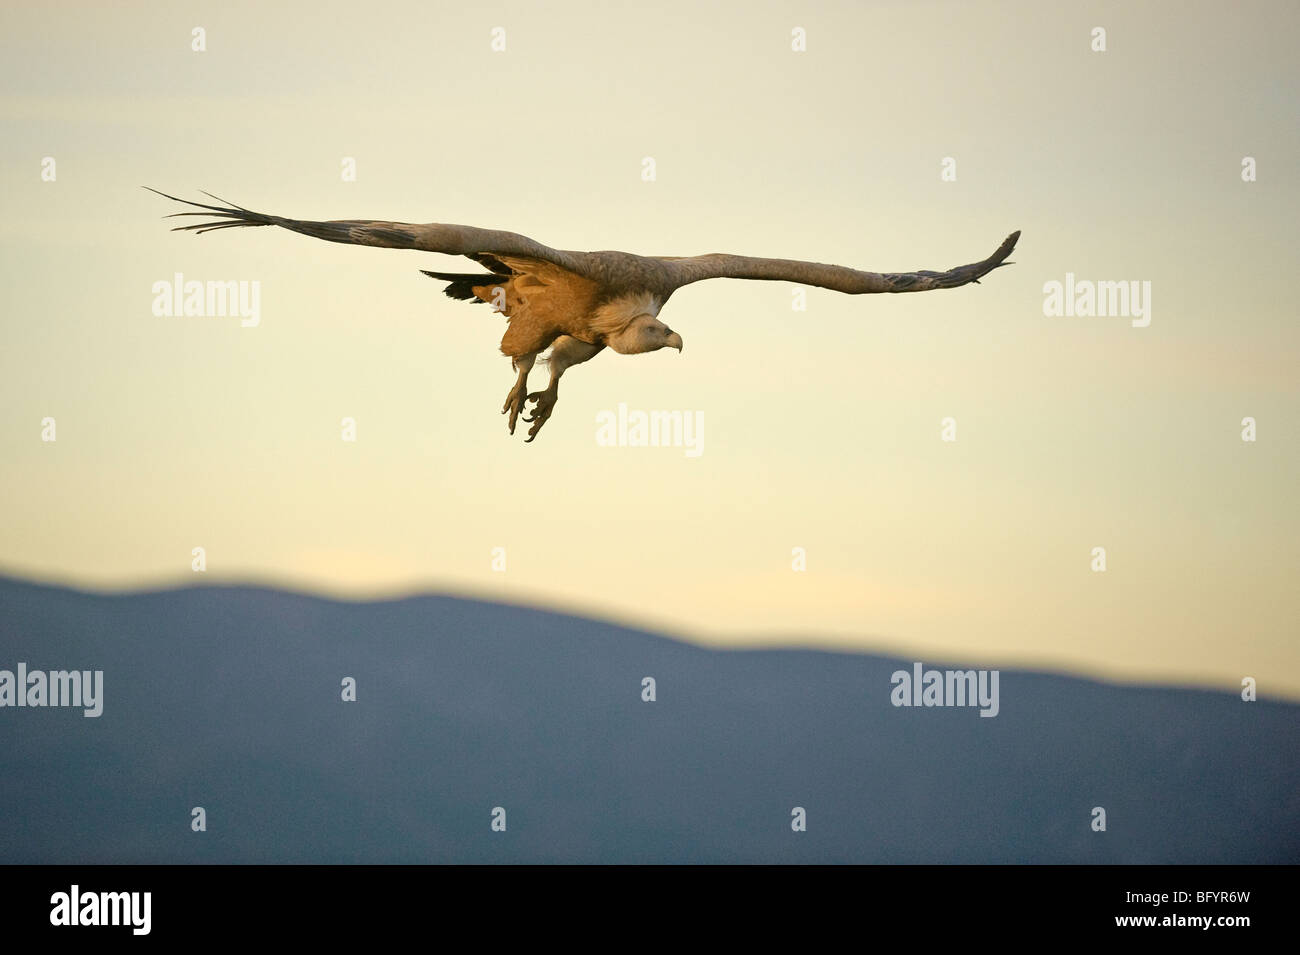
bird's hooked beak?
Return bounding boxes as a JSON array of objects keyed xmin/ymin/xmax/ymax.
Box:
[{"xmin": 666, "ymin": 331, "xmax": 683, "ymax": 352}]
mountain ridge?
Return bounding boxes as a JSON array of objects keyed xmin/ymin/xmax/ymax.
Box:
[{"xmin": 1, "ymin": 576, "xmax": 1295, "ymax": 863}]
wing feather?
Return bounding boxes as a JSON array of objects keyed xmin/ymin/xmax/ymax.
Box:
[
  {"xmin": 661, "ymin": 231, "xmax": 1019, "ymax": 294},
  {"xmin": 146, "ymin": 188, "xmax": 588, "ymax": 276}
]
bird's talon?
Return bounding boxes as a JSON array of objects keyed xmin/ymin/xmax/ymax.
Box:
[{"xmin": 502, "ymin": 384, "xmax": 531, "ymax": 435}]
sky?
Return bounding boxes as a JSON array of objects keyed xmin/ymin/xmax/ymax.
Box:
[{"xmin": 1, "ymin": 0, "xmax": 1296, "ymax": 697}]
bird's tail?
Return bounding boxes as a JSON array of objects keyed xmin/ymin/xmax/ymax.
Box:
[{"xmin": 420, "ymin": 270, "xmax": 509, "ymax": 303}]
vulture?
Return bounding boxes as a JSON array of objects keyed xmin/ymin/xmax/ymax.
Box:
[{"xmin": 148, "ymin": 189, "xmax": 1019, "ymax": 441}]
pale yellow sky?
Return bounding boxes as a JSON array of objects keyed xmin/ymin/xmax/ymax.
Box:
[{"xmin": 1, "ymin": 1, "xmax": 1297, "ymax": 697}]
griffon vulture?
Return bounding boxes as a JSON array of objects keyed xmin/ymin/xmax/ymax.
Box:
[{"xmin": 148, "ymin": 189, "xmax": 1018, "ymax": 441}]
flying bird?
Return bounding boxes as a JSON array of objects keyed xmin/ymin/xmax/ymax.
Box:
[{"xmin": 148, "ymin": 189, "xmax": 1018, "ymax": 441}]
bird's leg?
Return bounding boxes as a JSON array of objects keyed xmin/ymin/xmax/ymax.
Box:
[
  {"xmin": 523, "ymin": 337, "xmax": 604, "ymax": 442},
  {"xmin": 502, "ymin": 352, "xmax": 537, "ymax": 435}
]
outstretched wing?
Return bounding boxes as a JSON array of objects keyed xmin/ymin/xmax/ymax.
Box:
[
  {"xmin": 661, "ymin": 231, "xmax": 1019, "ymax": 294},
  {"xmin": 146, "ymin": 188, "xmax": 588, "ymax": 276}
]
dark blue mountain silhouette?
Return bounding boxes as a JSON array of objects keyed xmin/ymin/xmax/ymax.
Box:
[{"xmin": 1, "ymin": 577, "xmax": 1295, "ymax": 863}]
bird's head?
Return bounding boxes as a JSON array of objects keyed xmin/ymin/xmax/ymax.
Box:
[{"xmin": 611, "ymin": 314, "xmax": 683, "ymax": 355}]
